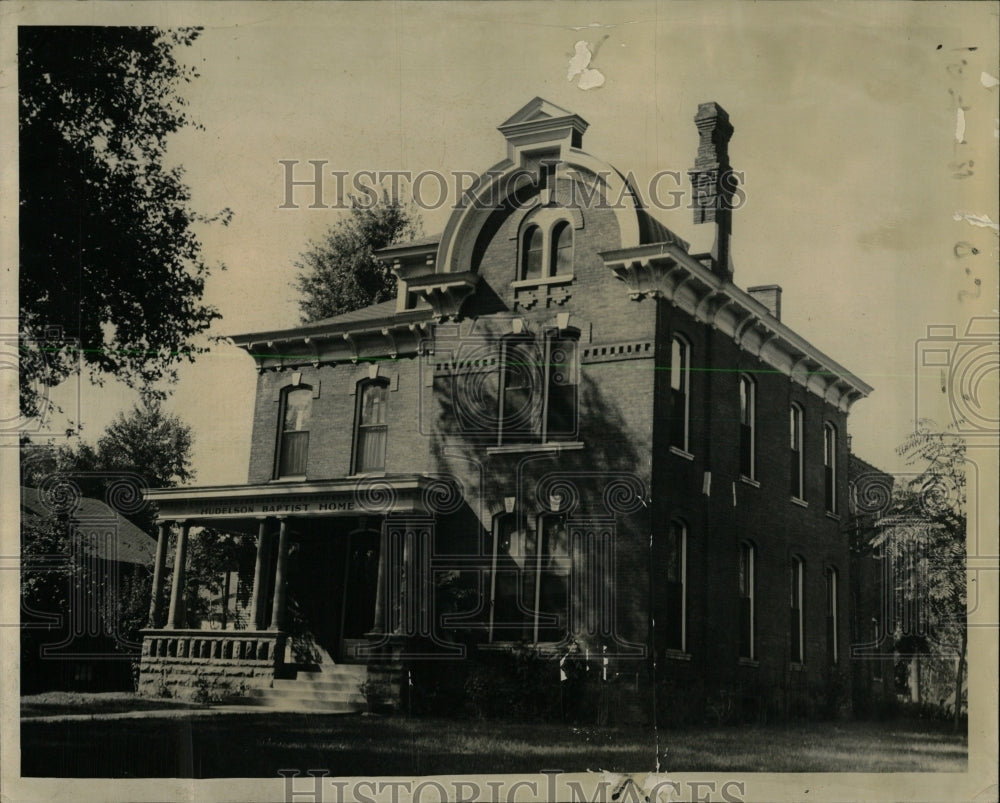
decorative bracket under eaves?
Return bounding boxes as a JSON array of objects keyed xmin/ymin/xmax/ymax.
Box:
[{"xmin": 406, "ymin": 271, "xmax": 480, "ymax": 321}]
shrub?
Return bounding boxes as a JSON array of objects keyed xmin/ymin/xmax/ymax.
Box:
[
  {"xmin": 463, "ymin": 644, "xmax": 559, "ymax": 721},
  {"xmin": 407, "ymin": 660, "xmax": 466, "ymax": 717},
  {"xmin": 815, "ymin": 673, "xmax": 849, "ymax": 720},
  {"xmin": 359, "ymin": 678, "xmax": 391, "ymax": 713}
]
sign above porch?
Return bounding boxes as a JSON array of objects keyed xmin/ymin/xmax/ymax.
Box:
[{"xmin": 144, "ymin": 476, "xmax": 440, "ymax": 523}]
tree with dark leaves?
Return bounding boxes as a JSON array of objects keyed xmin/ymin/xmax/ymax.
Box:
[
  {"xmin": 873, "ymin": 424, "xmax": 968, "ymax": 732},
  {"xmin": 293, "ymin": 193, "xmax": 422, "ymax": 323},
  {"xmin": 19, "ymin": 26, "xmax": 230, "ymax": 420}
]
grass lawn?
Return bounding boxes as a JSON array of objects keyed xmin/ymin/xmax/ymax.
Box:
[
  {"xmin": 21, "ymin": 691, "xmax": 207, "ymax": 718},
  {"xmin": 20, "ymin": 703, "xmax": 967, "ymax": 777}
]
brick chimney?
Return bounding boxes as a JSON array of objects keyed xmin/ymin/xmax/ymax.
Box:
[
  {"xmin": 688, "ymin": 102, "xmax": 737, "ymax": 281},
  {"xmin": 747, "ymin": 284, "xmax": 782, "ymax": 321}
]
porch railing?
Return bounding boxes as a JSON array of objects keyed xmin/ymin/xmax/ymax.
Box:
[{"xmin": 141, "ymin": 628, "xmax": 285, "ymax": 664}]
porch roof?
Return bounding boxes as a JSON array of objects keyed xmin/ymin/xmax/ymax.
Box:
[{"xmin": 143, "ymin": 475, "xmax": 440, "ymax": 526}]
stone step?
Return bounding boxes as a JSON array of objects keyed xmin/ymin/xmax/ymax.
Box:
[
  {"xmin": 253, "ymin": 698, "xmax": 366, "ymax": 714},
  {"xmin": 240, "ymin": 661, "xmax": 372, "ymax": 712},
  {"xmin": 247, "ymin": 688, "xmax": 367, "ymax": 712},
  {"xmin": 296, "ymin": 668, "xmax": 367, "ymax": 682},
  {"xmin": 251, "ymin": 688, "xmax": 367, "ymax": 705},
  {"xmin": 273, "ymin": 677, "xmax": 362, "ymax": 693}
]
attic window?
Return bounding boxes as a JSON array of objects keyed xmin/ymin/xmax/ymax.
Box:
[
  {"xmin": 516, "ymin": 218, "xmax": 574, "ymax": 285},
  {"xmin": 522, "ymin": 226, "xmax": 544, "ymax": 280}
]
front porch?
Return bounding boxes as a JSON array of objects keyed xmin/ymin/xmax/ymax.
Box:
[{"xmin": 136, "ymin": 476, "xmax": 443, "ymax": 703}]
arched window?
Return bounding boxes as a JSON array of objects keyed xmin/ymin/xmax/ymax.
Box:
[
  {"xmin": 664, "ymin": 520, "xmax": 687, "ymax": 652},
  {"xmin": 738, "ymin": 375, "xmax": 756, "ymax": 479},
  {"xmin": 670, "ymin": 336, "xmax": 691, "ymax": 452},
  {"xmin": 826, "ymin": 567, "xmax": 839, "ymax": 665},
  {"xmin": 518, "ymin": 218, "xmax": 574, "ymax": 282},
  {"xmin": 739, "ymin": 541, "xmax": 756, "ymax": 660},
  {"xmin": 521, "ymin": 225, "xmax": 543, "ymax": 281},
  {"xmin": 550, "ymin": 221, "xmax": 573, "ymax": 277},
  {"xmin": 790, "ymin": 403, "xmax": 804, "ymax": 500},
  {"xmin": 276, "ymin": 386, "xmax": 312, "ymax": 478},
  {"xmin": 824, "ymin": 422, "xmax": 837, "ymax": 513},
  {"xmin": 353, "ymin": 379, "xmax": 389, "ymax": 474},
  {"xmin": 790, "ymin": 556, "xmax": 805, "ymax": 663}
]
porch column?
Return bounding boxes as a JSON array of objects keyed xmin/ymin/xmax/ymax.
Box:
[
  {"xmin": 147, "ymin": 520, "xmax": 170, "ymax": 627},
  {"xmin": 249, "ymin": 518, "xmax": 272, "ymax": 630},
  {"xmin": 269, "ymin": 517, "xmax": 290, "ymax": 631},
  {"xmin": 165, "ymin": 520, "xmax": 190, "ymax": 629}
]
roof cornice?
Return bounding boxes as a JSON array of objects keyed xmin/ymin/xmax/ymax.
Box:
[
  {"xmin": 230, "ymin": 312, "xmax": 434, "ymax": 372},
  {"xmin": 600, "ymin": 242, "xmax": 873, "ymax": 412}
]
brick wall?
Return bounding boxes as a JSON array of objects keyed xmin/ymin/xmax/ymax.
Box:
[{"xmin": 238, "ymin": 168, "xmax": 860, "ymax": 721}]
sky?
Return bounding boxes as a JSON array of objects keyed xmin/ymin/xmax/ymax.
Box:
[{"xmin": 5, "ymin": 1, "xmax": 998, "ymax": 487}]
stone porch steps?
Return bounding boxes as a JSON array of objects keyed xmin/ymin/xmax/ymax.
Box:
[{"xmin": 247, "ymin": 663, "xmax": 368, "ymax": 713}]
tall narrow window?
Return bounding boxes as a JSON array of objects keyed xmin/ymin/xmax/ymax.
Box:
[
  {"xmin": 521, "ymin": 225, "xmax": 543, "ymax": 281},
  {"xmin": 739, "ymin": 375, "xmax": 756, "ymax": 478},
  {"xmin": 826, "ymin": 567, "xmax": 838, "ymax": 665},
  {"xmin": 500, "ymin": 337, "xmax": 539, "ymax": 443},
  {"xmin": 545, "ymin": 335, "xmax": 577, "ymax": 440},
  {"xmin": 276, "ymin": 386, "xmax": 312, "ymax": 477},
  {"xmin": 550, "ymin": 221, "xmax": 573, "ymax": 277},
  {"xmin": 739, "ymin": 541, "xmax": 755, "ymax": 660},
  {"xmin": 489, "ymin": 514, "xmax": 527, "ymax": 642},
  {"xmin": 824, "ymin": 422, "xmax": 837, "ymax": 512},
  {"xmin": 790, "ymin": 556, "xmax": 805, "ymax": 663},
  {"xmin": 664, "ymin": 521, "xmax": 687, "ymax": 651},
  {"xmin": 497, "ymin": 330, "xmax": 578, "ymax": 446},
  {"xmin": 670, "ymin": 336, "xmax": 691, "ymax": 452},
  {"xmin": 790, "ymin": 404, "xmax": 804, "ymax": 499},
  {"xmin": 534, "ymin": 514, "xmax": 569, "ymax": 643},
  {"xmin": 353, "ymin": 380, "xmax": 389, "ymax": 473}
]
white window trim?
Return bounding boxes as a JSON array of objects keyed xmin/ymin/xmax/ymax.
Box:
[
  {"xmin": 790, "ymin": 403, "xmax": 805, "ymax": 501},
  {"xmin": 671, "ymin": 336, "xmax": 691, "ymax": 454},
  {"xmin": 518, "ymin": 217, "xmax": 575, "ymax": 283},
  {"xmin": 824, "ymin": 421, "xmax": 837, "ymax": 513},
  {"xmin": 739, "ymin": 374, "xmax": 756, "ymax": 480},
  {"xmin": 828, "ymin": 567, "xmax": 839, "ymax": 665},
  {"xmin": 496, "ymin": 330, "xmax": 578, "ymax": 448},
  {"xmin": 741, "ymin": 542, "xmax": 756, "ymax": 661},
  {"xmin": 510, "ymin": 274, "xmax": 574, "ymax": 290},
  {"xmin": 274, "ymin": 384, "xmax": 312, "ymax": 480},
  {"xmin": 666, "ymin": 520, "xmax": 688, "ymax": 653},
  {"xmin": 791, "ymin": 556, "xmax": 805, "ymax": 664},
  {"xmin": 352, "ymin": 378, "xmax": 390, "ymax": 475}
]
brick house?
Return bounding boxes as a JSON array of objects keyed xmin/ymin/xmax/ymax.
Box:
[{"xmin": 138, "ymin": 98, "xmax": 872, "ymax": 718}]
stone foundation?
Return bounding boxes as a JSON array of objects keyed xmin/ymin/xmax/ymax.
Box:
[{"xmin": 137, "ymin": 629, "xmax": 285, "ymax": 703}]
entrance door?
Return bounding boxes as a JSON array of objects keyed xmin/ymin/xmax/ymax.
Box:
[{"xmin": 339, "ymin": 530, "xmax": 380, "ymax": 662}]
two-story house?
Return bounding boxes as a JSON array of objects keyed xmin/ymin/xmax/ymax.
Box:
[{"xmin": 137, "ymin": 98, "xmax": 872, "ymax": 719}]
